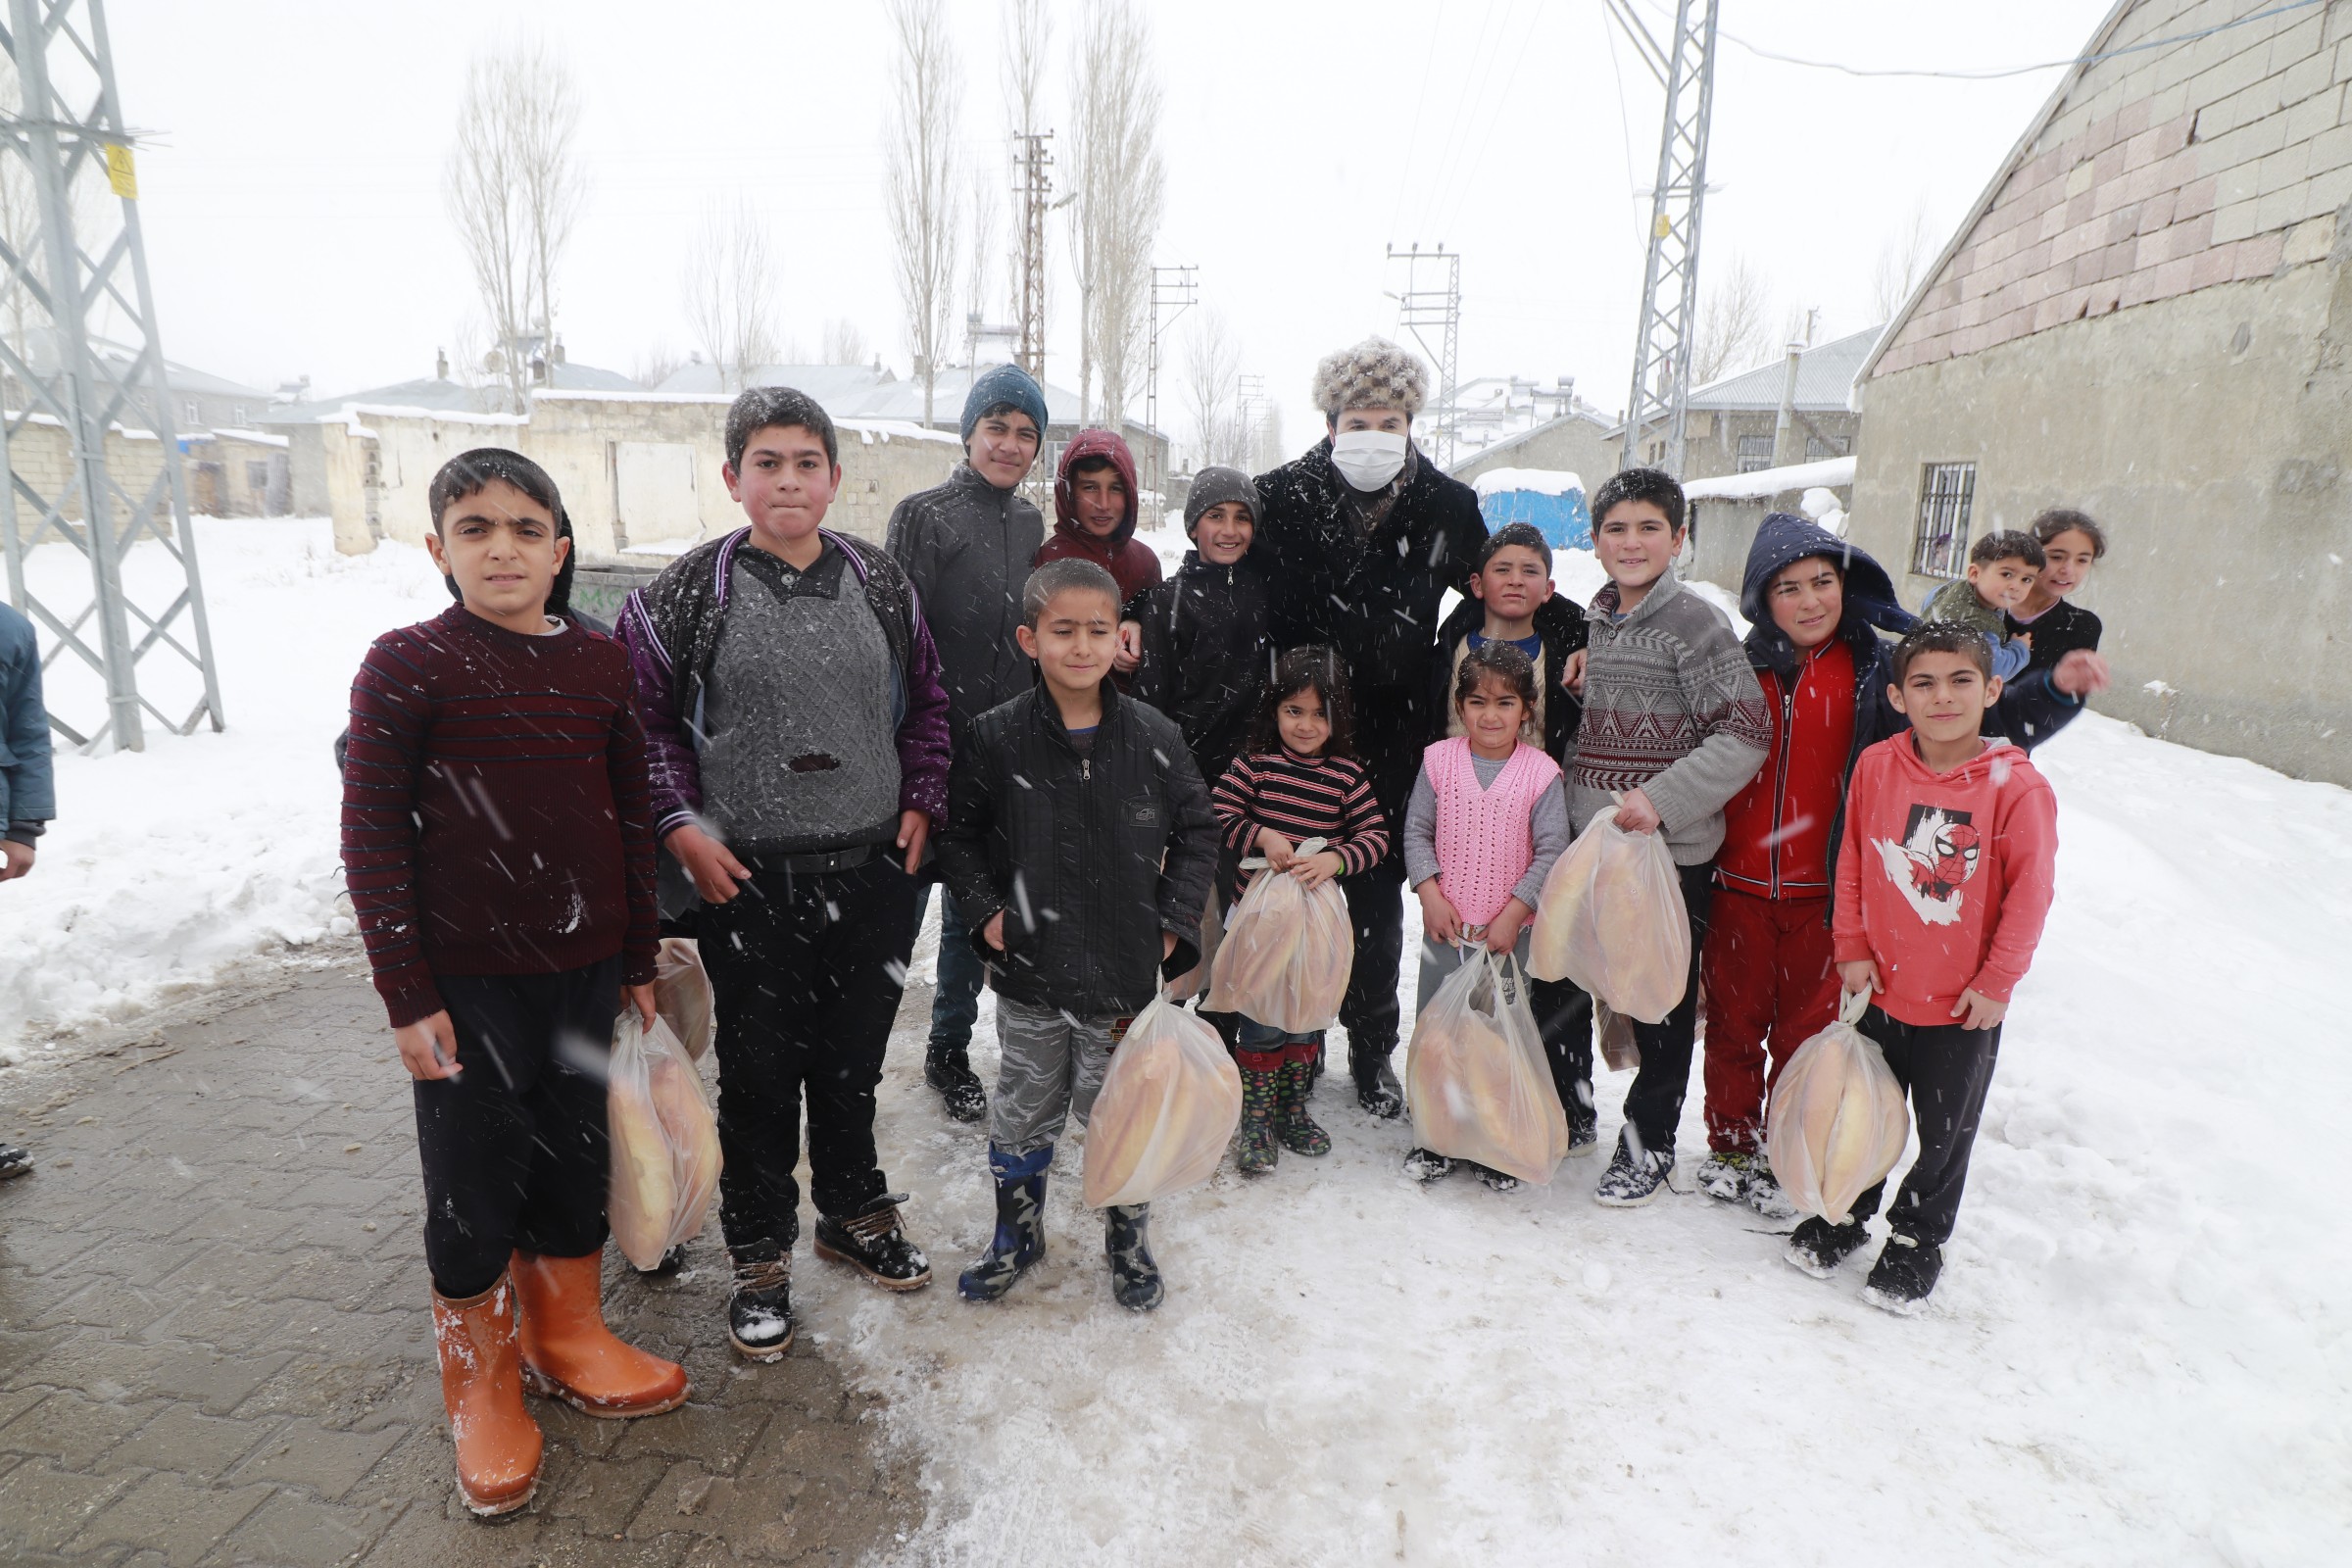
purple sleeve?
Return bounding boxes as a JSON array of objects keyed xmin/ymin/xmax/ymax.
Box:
[
  {"xmin": 617, "ymin": 590, "xmax": 702, "ymax": 839},
  {"xmin": 897, "ymin": 590, "xmax": 954, "ymax": 820}
]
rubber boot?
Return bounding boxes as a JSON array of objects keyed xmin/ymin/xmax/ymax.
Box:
[
  {"xmin": 1272, "ymin": 1054, "xmax": 1332, "ymax": 1156},
  {"xmin": 958, "ymin": 1145, "xmax": 1050, "ymax": 1302},
  {"xmin": 1234, "ymin": 1054, "xmax": 1280, "ymax": 1175},
  {"xmin": 431, "ymin": 1276, "xmax": 543, "ymax": 1517},
  {"xmin": 1104, "ymin": 1202, "xmax": 1163, "ymax": 1311},
  {"xmin": 510, "ymin": 1250, "xmax": 690, "ymax": 1419}
]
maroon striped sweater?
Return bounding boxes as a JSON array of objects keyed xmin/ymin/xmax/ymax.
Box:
[
  {"xmin": 341, "ymin": 606, "xmax": 659, "ymax": 1027},
  {"xmin": 1211, "ymin": 749, "xmax": 1390, "ymax": 892}
]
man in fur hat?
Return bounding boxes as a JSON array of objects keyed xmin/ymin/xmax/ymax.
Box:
[{"xmin": 1250, "ymin": 337, "xmax": 1488, "ymax": 1117}]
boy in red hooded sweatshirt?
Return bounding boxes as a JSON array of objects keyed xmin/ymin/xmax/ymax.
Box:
[
  {"xmin": 1796, "ymin": 621, "xmax": 2059, "ymax": 1313},
  {"xmin": 1036, "ymin": 428, "xmax": 1163, "ymax": 632}
]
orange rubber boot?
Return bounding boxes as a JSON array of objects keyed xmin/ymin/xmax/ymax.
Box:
[
  {"xmin": 430, "ymin": 1277, "xmax": 544, "ymax": 1517},
  {"xmin": 510, "ymin": 1250, "xmax": 690, "ymax": 1418}
]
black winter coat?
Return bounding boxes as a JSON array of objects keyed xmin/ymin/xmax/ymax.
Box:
[
  {"xmin": 1124, "ymin": 551, "xmax": 1271, "ymax": 788},
  {"xmin": 885, "ymin": 464, "xmax": 1047, "ymax": 728},
  {"xmin": 938, "ymin": 682, "xmax": 1218, "ymax": 1015},
  {"xmin": 1426, "ymin": 594, "xmax": 1588, "ymax": 764},
  {"xmin": 2009, "ymin": 598, "xmax": 2104, "ymax": 674},
  {"xmin": 1251, "ymin": 439, "xmax": 1487, "ymax": 829}
]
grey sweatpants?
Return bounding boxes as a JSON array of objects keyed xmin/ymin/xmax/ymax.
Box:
[{"xmin": 990, "ymin": 996, "xmax": 1126, "ymax": 1157}]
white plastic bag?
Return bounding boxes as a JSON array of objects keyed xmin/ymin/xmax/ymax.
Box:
[
  {"xmin": 607, "ymin": 1010, "xmax": 722, "ymax": 1270},
  {"xmin": 1405, "ymin": 951, "xmax": 1569, "ymax": 1186},
  {"xmin": 1082, "ymin": 995, "xmax": 1244, "ymax": 1207},
  {"xmin": 653, "ymin": 937, "xmax": 716, "ymax": 1062},
  {"xmin": 1528, "ymin": 804, "xmax": 1690, "ymax": 1024},
  {"xmin": 1765, "ymin": 991, "xmax": 1911, "ymax": 1225},
  {"xmin": 1202, "ymin": 839, "xmax": 1354, "ymax": 1033}
]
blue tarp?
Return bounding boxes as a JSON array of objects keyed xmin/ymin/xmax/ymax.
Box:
[{"xmin": 1478, "ymin": 485, "xmax": 1591, "ymax": 551}]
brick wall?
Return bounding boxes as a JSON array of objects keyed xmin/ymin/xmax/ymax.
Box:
[{"xmin": 1878, "ymin": 0, "xmax": 2352, "ymax": 375}]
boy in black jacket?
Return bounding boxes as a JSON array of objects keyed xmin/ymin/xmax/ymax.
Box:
[{"xmin": 938, "ymin": 560, "xmax": 1218, "ymax": 1312}]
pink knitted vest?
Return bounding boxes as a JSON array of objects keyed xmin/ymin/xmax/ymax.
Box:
[{"xmin": 1427, "ymin": 737, "xmax": 1561, "ymax": 929}]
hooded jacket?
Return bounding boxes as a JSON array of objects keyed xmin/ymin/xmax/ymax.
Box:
[
  {"xmin": 886, "ymin": 462, "xmax": 1047, "ymax": 728},
  {"xmin": 1, "ymin": 603, "xmax": 54, "ymax": 845},
  {"xmin": 1425, "ymin": 592, "xmax": 1588, "ymax": 764},
  {"xmin": 1036, "ymin": 428, "xmax": 1163, "ymax": 604},
  {"xmin": 1251, "ymin": 436, "xmax": 1487, "ymax": 830},
  {"xmin": 1125, "ymin": 550, "xmax": 1271, "ymax": 787}
]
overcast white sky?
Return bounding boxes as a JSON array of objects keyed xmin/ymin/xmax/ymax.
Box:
[{"xmin": 111, "ymin": 0, "xmax": 2116, "ymax": 445}]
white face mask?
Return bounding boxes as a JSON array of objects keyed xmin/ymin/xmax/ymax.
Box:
[{"xmin": 1330, "ymin": 428, "xmax": 1408, "ymax": 492}]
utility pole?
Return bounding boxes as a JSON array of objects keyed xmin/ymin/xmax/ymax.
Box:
[
  {"xmin": 1011, "ymin": 130, "xmax": 1053, "ymax": 382},
  {"xmin": 1607, "ymin": 0, "xmax": 1720, "ymax": 476},
  {"xmin": 0, "ymin": 0, "xmax": 223, "ymax": 753},
  {"xmin": 1385, "ymin": 243, "xmax": 1461, "ymax": 468},
  {"xmin": 1144, "ymin": 264, "xmax": 1195, "ymax": 519}
]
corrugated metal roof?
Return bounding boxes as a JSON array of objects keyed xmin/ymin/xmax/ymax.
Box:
[
  {"xmin": 654, "ymin": 362, "xmax": 895, "ymax": 401},
  {"xmin": 1686, "ymin": 326, "xmax": 1882, "ymax": 412}
]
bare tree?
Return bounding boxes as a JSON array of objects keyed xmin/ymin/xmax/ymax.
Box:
[
  {"xmin": 1690, "ymin": 252, "xmax": 1775, "ymax": 386},
  {"xmin": 822, "ymin": 318, "xmax": 869, "ymax": 367},
  {"xmin": 1004, "ymin": 0, "xmax": 1051, "ymax": 144},
  {"xmin": 1066, "ymin": 0, "xmax": 1163, "ymax": 427},
  {"xmin": 966, "ymin": 160, "xmax": 1001, "ymax": 353},
  {"xmin": 1003, "ymin": 0, "xmax": 1054, "ymax": 363},
  {"xmin": 631, "ymin": 343, "xmax": 686, "ymax": 391},
  {"xmin": 1250, "ymin": 402, "xmax": 1286, "ymax": 473},
  {"xmin": 683, "ymin": 200, "xmax": 781, "ymax": 393},
  {"xmin": 885, "ymin": 0, "xmax": 962, "ymax": 427},
  {"xmin": 1180, "ymin": 309, "xmax": 1242, "ymax": 468},
  {"xmin": 1873, "ymin": 201, "xmax": 1936, "ymax": 321}
]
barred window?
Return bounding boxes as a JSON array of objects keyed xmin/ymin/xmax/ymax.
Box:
[
  {"xmin": 1736, "ymin": 434, "xmax": 1775, "ymax": 473},
  {"xmin": 1912, "ymin": 462, "xmax": 1976, "ymax": 579},
  {"xmin": 1806, "ymin": 434, "xmax": 1849, "ymax": 462}
]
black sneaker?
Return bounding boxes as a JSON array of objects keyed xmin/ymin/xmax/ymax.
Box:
[
  {"xmin": 1350, "ymin": 1046, "xmax": 1402, "ymax": 1119},
  {"xmin": 925, "ymin": 1047, "xmax": 988, "ymax": 1123},
  {"xmin": 1861, "ymin": 1235, "xmax": 1943, "ymax": 1313},
  {"xmin": 0, "ymin": 1143, "xmax": 31, "ymax": 1181},
  {"xmin": 726, "ymin": 1247, "xmax": 794, "ymax": 1361},
  {"xmin": 1695, "ymin": 1151, "xmax": 1761, "ymax": 1203},
  {"xmin": 1104, "ymin": 1204, "xmax": 1163, "ymax": 1312},
  {"xmin": 1785, "ymin": 1214, "xmax": 1873, "ymax": 1278},
  {"xmin": 1402, "ymin": 1147, "xmax": 1455, "ymax": 1182},
  {"xmin": 1593, "ymin": 1138, "xmax": 1670, "ymax": 1207},
  {"xmin": 1565, "ymin": 1120, "xmax": 1599, "ymax": 1159},
  {"xmin": 814, "ymin": 1193, "xmax": 931, "ymax": 1291},
  {"xmin": 1476, "ymin": 1164, "xmax": 1520, "ymax": 1193}
]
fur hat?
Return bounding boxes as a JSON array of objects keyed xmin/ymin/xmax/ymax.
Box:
[
  {"xmin": 1183, "ymin": 466, "xmax": 1261, "ymax": 535},
  {"xmin": 1311, "ymin": 336, "xmax": 1428, "ymax": 419}
]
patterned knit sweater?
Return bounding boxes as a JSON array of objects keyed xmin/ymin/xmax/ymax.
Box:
[
  {"xmin": 1566, "ymin": 569, "xmax": 1772, "ymax": 866},
  {"xmin": 1211, "ymin": 749, "xmax": 1390, "ymax": 893}
]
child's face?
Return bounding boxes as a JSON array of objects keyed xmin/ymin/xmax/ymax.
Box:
[
  {"xmin": 1594, "ymin": 501, "xmax": 1683, "ymax": 591},
  {"xmin": 1275, "ymin": 687, "xmax": 1330, "ymax": 756},
  {"xmin": 1015, "ymin": 587, "xmax": 1120, "ymax": 697},
  {"xmin": 1767, "ymin": 557, "xmax": 1844, "ymax": 649},
  {"xmin": 2036, "ymin": 529, "xmax": 2097, "ymax": 599},
  {"xmin": 427, "ymin": 478, "xmax": 566, "ymax": 625},
  {"xmin": 968, "ymin": 413, "xmax": 1041, "ymax": 489},
  {"xmin": 1457, "ymin": 675, "xmax": 1527, "ymax": 756},
  {"xmin": 1072, "ymin": 467, "xmax": 1127, "ymax": 538},
  {"xmin": 725, "ymin": 424, "xmax": 840, "ymax": 550},
  {"xmin": 1887, "ymin": 651, "xmax": 2001, "ymax": 745},
  {"xmin": 1194, "ymin": 502, "xmax": 1254, "ymax": 565},
  {"xmin": 1471, "ymin": 544, "xmax": 1552, "ymax": 625},
  {"xmin": 1966, "ymin": 556, "xmax": 2038, "ymax": 612}
]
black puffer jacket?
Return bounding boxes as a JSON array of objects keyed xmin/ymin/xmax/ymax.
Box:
[
  {"xmin": 1125, "ymin": 550, "xmax": 1271, "ymax": 787},
  {"xmin": 1425, "ymin": 594, "xmax": 1588, "ymax": 764},
  {"xmin": 885, "ymin": 463, "xmax": 1047, "ymax": 727},
  {"xmin": 938, "ymin": 682, "xmax": 1217, "ymax": 1015},
  {"xmin": 1252, "ymin": 439, "xmax": 1487, "ymax": 829}
]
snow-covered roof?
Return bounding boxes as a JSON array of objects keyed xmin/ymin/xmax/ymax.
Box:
[
  {"xmin": 259, "ymin": 375, "xmax": 505, "ymax": 423},
  {"xmin": 1683, "ymin": 328, "xmax": 1882, "ymax": 414},
  {"xmin": 1683, "ymin": 455, "xmax": 1856, "ymax": 501},
  {"xmin": 543, "ymin": 361, "xmax": 642, "ymax": 393},
  {"xmin": 655, "ymin": 362, "xmax": 896, "ymax": 401},
  {"xmin": 1473, "ymin": 466, "xmax": 1585, "ymax": 500},
  {"xmin": 197, "ymin": 427, "xmax": 290, "ymax": 449}
]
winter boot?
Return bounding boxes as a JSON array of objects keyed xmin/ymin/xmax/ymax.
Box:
[
  {"xmin": 1350, "ymin": 1041, "xmax": 1403, "ymax": 1119},
  {"xmin": 1696, "ymin": 1151, "xmax": 1762, "ymax": 1204},
  {"xmin": 510, "ymin": 1250, "xmax": 689, "ymax": 1418},
  {"xmin": 1234, "ymin": 1058, "xmax": 1280, "ymax": 1175},
  {"xmin": 1272, "ymin": 1054, "xmax": 1332, "ymax": 1156},
  {"xmin": 925, "ymin": 1045, "xmax": 988, "ymax": 1123},
  {"xmin": 1593, "ymin": 1133, "xmax": 1671, "ymax": 1207},
  {"xmin": 958, "ymin": 1145, "xmax": 1050, "ymax": 1303},
  {"xmin": 1744, "ymin": 1162, "xmax": 1796, "ymax": 1220},
  {"xmin": 1785, "ymin": 1214, "xmax": 1873, "ymax": 1278},
  {"xmin": 0, "ymin": 1142, "xmax": 30, "ymax": 1180},
  {"xmin": 1861, "ymin": 1234, "xmax": 1943, "ymax": 1313},
  {"xmin": 1402, "ymin": 1147, "xmax": 1455, "ymax": 1182},
  {"xmin": 1104, "ymin": 1203, "xmax": 1164, "ymax": 1312},
  {"xmin": 725, "ymin": 1245, "xmax": 795, "ymax": 1361},
  {"xmin": 1476, "ymin": 1164, "xmax": 1521, "ymax": 1193},
  {"xmin": 814, "ymin": 1192, "xmax": 932, "ymax": 1291},
  {"xmin": 430, "ymin": 1276, "xmax": 543, "ymax": 1517}
]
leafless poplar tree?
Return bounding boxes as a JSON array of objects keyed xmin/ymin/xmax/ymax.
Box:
[
  {"xmin": 1690, "ymin": 252, "xmax": 1775, "ymax": 385},
  {"xmin": 631, "ymin": 343, "xmax": 685, "ymax": 392},
  {"xmin": 1873, "ymin": 202, "xmax": 1936, "ymax": 321},
  {"xmin": 1181, "ymin": 310, "xmax": 1242, "ymax": 468},
  {"xmin": 822, "ymin": 318, "xmax": 869, "ymax": 367},
  {"xmin": 1067, "ymin": 0, "xmax": 1162, "ymax": 427},
  {"xmin": 885, "ymin": 0, "xmax": 962, "ymax": 427},
  {"xmin": 683, "ymin": 200, "xmax": 781, "ymax": 394},
  {"xmin": 967, "ymin": 161, "xmax": 1001, "ymax": 348}
]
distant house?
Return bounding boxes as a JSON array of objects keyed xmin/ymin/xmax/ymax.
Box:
[
  {"xmin": 1610, "ymin": 327, "xmax": 1879, "ymax": 485},
  {"xmin": 1682, "ymin": 455, "xmax": 1856, "ymax": 588},
  {"xmin": 1452, "ymin": 399, "xmax": 1618, "ymax": 495},
  {"xmin": 1847, "ymin": 0, "xmax": 2352, "ymax": 784}
]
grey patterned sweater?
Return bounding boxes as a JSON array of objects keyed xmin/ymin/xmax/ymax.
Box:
[{"xmin": 1565, "ymin": 568, "xmax": 1771, "ymax": 865}]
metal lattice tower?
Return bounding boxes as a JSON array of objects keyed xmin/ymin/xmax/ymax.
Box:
[
  {"xmin": 1385, "ymin": 243, "xmax": 1461, "ymax": 468},
  {"xmin": 1609, "ymin": 0, "xmax": 1720, "ymax": 476},
  {"xmin": 0, "ymin": 0, "xmax": 221, "ymax": 752},
  {"xmin": 1011, "ymin": 130, "xmax": 1054, "ymax": 381},
  {"xmin": 1143, "ymin": 264, "xmax": 1194, "ymax": 505}
]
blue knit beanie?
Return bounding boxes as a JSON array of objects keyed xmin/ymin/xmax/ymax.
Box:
[{"xmin": 960, "ymin": 364, "xmax": 1049, "ymax": 444}]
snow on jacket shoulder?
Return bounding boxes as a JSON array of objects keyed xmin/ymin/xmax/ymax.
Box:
[
  {"xmin": 886, "ymin": 463, "xmax": 1046, "ymax": 725},
  {"xmin": 0, "ymin": 602, "xmax": 55, "ymax": 840},
  {"xmin": 1125, "ymin": 551, "xmax": 1271, "ymax": 785}
]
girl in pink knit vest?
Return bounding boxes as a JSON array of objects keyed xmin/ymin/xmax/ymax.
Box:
[{"xmin": 1401, "ymin": 642, "xmax": 1572, "ymax": 1188}]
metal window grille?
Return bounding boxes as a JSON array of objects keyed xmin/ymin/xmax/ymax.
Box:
[
  {"xmin": 1736, "ymin": 433, "xmax": 1774, "ymax": 472},
  {"xmin": 1912, "ymin": 462, "xmax": 1976, "ymax": 579}
]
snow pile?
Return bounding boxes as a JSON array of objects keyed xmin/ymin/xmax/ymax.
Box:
[
  {"xmin": 1471, "ymin": 466, "xmax": 1584, "ymax": 500},
  {"xmin": 2, "ymin": 519, "xmax": 445, "ymax": 1054},
  {"xmin": 1682, "ymin": 454, "xmax": 1856, "ymax": 501}
]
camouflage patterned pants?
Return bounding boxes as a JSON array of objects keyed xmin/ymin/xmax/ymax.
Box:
[{"xmin": 990, "ymin": 997, "xmax": 1127, "ymax": 1158}]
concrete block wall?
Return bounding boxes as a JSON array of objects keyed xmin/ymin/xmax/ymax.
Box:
[{"xmin": 3, "ymin": 418, "xmax": 173, "ymax": 549}]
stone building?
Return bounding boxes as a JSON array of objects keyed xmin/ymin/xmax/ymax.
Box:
[
  {"xmin": 1451, "ymin": 403, "xmax": 1618, "ymax": 492},
  {"xmin": 1848, "ymin": 0, "xmax": 2352, "ymax": 784},
  {"xmin": 1611, "ymin": 327, "xmax": 1878, "ymax": 483}
]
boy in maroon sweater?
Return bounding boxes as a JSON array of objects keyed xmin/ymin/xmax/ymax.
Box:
[{"xmin": 342, "ymin": 449, "xmax": 684, "ymax": 1518}]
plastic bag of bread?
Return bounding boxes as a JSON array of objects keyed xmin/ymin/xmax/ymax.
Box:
[
  {"xmin": 1082, "ymin": 995, "xmax": 1243, "ymax": 1208},
  {"xmin": 654, "ymin": 937, "xmax": 716, "ymax": 1061},
  {"xmin": 1202, "ymin": 839, "xmax": 1354, "ymax": 1033},
  {"xmin": 1593, "ymin": 1000, "xmax": 1641, "ymax": 1073},
  {"xmin": 1405, "ymin": 951, "xmax": 1569, "ymax": 1185},
  {"xmin": 607, "ymin": 1010, "xmax": 723, "ymax": 1270},
  {"xmin": 1765, "ymin": 992, "xmax": 1911, "ymax": 1225},
  {"xmin": 1528, "ymin": 804, "xmax": 1690, "ymax": 1024}
]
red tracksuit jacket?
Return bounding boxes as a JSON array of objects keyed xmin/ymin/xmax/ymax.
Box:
[{"xmin": 1717, "ymin": 636, "xmax": 1856, "ymax": 899}]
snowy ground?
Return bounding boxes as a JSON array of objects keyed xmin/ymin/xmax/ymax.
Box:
[{"xmin": 10, "ymin": 520, "xmax": 2348, "ymax": 1564}]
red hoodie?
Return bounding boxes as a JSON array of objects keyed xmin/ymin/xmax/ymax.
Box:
[
  {"xmin": 1036, "ymin": 427, "xmax": 1163, "ymax": 603},
  {"xmin": 1833, "ymin": 733, "xmax": 2058, "ymax": 1029},
  {"xmin": 1717, "ymin": 635, "xmax": 1856, "ymax": 899}
]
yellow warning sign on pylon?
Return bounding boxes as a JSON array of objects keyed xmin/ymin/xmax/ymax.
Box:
[{"xmin": 105, "ymin": 143, "xmax": 136, "ymax": 199}]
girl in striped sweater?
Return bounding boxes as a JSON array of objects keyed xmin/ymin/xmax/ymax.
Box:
[{"xmin": 1211, "ymin": 649, "xmax": 1390, "ymax": 1173}]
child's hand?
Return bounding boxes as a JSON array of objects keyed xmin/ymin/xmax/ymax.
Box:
[
  {"xmin": 983, "ymin": 909, "xmax": 1007, "ymax": 952},
  {"xmin": 1162, "ymin": 930, "xmax": 1179, "ymax": 960},
  {"xmin": 1561, "ymin": 648, "xmax": 1588, "ymax": 695},
  {"xmin": 1613, "ymin": 788, "xmax": 1662, "ymax": 835},
  {"xmin": 1254, "ymin": 827, "xmax": 1297, "ymax": 869},
  {"xmin": 1290, "ymin": 850, "xmax": 1346, "ymax": 889},
  {"xmin": 2015, "ymin": 630, "xmax": 2033, "ymax": 650},
  {"xmin": 395, "ymin": 1011, "xmax": 462, "ymax": 1081},
  {"xmin": 666, "ymin": 822, "xmax": 751, "ymax": 904},
  {"xmin": 1417, "ymin": 882, "xmax": 1461, "ymax": 945},
  {"xmin": 1950, "ymin": 988, "xmax": 2008, "ymax": 1031},
  {"xmin": 1485, "ymin": 897, "xmax": 1533, "ymax": 955},
  {"xmin": 1116, "ymin": 619, "xmax": 1143, "ymax": 670},
  {"xmin": 624, "ymin": 983, "xmax": 658, "ymax": 1030},
  {"xmin": 2052, "ymin": 650, "xmax": 2111, "ymax": 699},
  {"xmin": 1837, "ymin": 959, "xmax": 1881, "ymax": 997},
  {"xmin": 896, "ymin": 808, "xmax": 930, "ymax": 875}
]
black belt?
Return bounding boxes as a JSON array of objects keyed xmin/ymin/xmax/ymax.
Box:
[{"xmin": 750, "ymin": 844, "xmax": 874, "ymax": 875}]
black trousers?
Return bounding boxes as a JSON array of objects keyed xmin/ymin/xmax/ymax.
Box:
[
  {"xmin": 413, "ymin": 957, "xmax": 620, "ymax": 1299},
  {"xmin": 1529, "ymin": 973, "xmax": 1596, "ymax": 1139},
  {"xmin": 1340, "ymin": 862, "xmax": 1408, "ymax": 1065},
  {"xmin": 701, "ymin": 853, "xmax": 918, "ymax": 1254},
  {"xmin": 1849, "ymin": 1006, "xmax": 2003, "ymax": 1250},
  {"xmin": 1619, "ymin": 860, "xmax": 1717, "ymax": 1158}
]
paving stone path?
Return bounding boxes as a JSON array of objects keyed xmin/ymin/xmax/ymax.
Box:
[{"xmin": 0, "ymin": 953, "xmax": 923, "ymax": 1567}]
